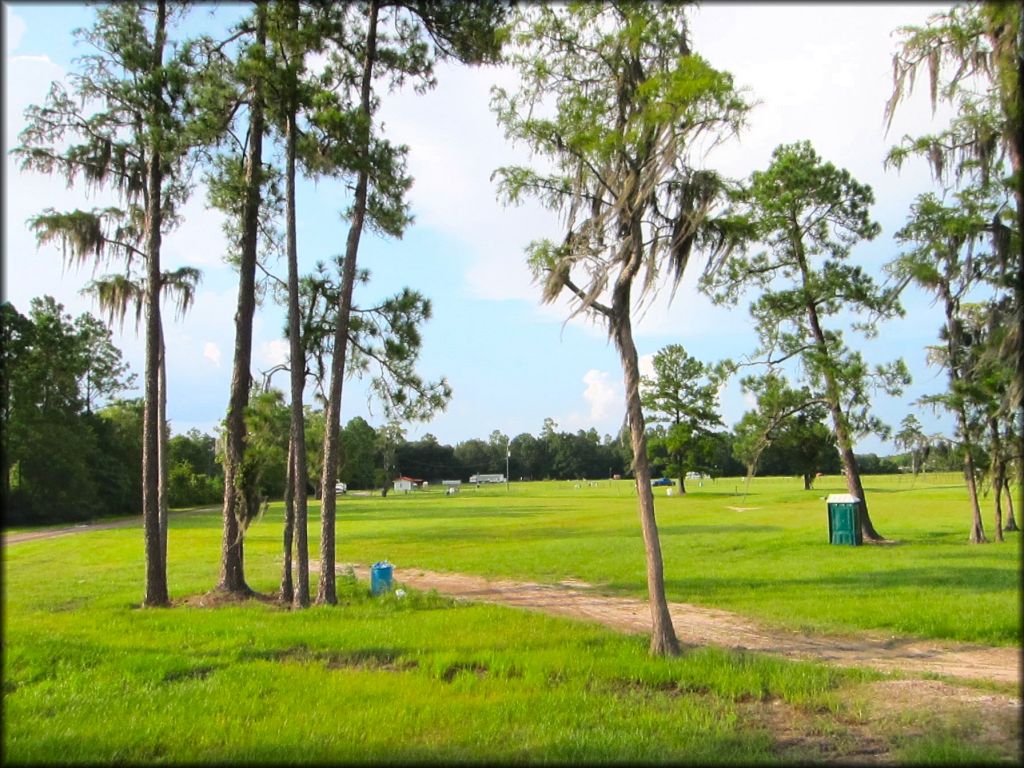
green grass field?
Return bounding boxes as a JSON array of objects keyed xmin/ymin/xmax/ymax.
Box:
[
  {"xmin": 3, "ymin": 474, "xmax": 1020, "ymax": 764},
  {"xmin": 312, "ymin": 473, "xmax": 1020, "ymax": 644}
]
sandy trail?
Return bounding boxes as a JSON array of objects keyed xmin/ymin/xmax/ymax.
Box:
[
  {"xmin": 1, "ymin": 508, "xmax": 216, "ymax": 545},
  {"xmin": 332, "ymin": 562, "xmax": 1019, "ymax": 687},
  {"xmin": 5, "ymin": 521, "xmax": 1016, "ymax": 688}
]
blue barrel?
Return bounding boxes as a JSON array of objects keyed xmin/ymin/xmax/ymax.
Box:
[{"xmin": 370, "ymin": 561, "xmax": 394, "ymax": 595}]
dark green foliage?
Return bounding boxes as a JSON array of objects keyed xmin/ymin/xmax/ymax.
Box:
[
  {"xmin": 765, "ymin": 419, "xmax": 840, "ymax": 485},
  {"xmin": 852, "ymin": 453, "xmax": 902, "ymax": 475},
  {"xmin": 166, "ymin": 429, "xmax": 223, "ymax": 507},
  {"xmin": 243, "ymin": 388, "xmax": 291, "ymax": 504},
  {"xmin": 730, "ymin": 373, "xmax": 838, "ymax": 488},
  {"xmin": 2, "ymin": 298, "xmax": 135, "ymax": 524},
  {"xmin": 90, "ymin": 399, "xmax": 145, "ymax": 517},
  {"xmin": 700, "ymin": 431, "xmax": 747, "ymax": 480},
  {"xmin": 393, "ymin": 433, "xmax": 456, "ymax": 486},
  {"xmin": 339, "ymin": 417, "xmax": 380, "ymax": 490},
  {"xmin": 509, "ymin": 432, "xmax": 549, "ymax": 481},
  {"xmin": 452, "ymin": 439, "xmax": 493, "ymax": 478},
  {"xmin": 234, "ymin": 415, "xmax": 632, "ymax": 488},
  {"xmin": 641, "ymin": 345, "xmax": 721, "ymax": 491}
]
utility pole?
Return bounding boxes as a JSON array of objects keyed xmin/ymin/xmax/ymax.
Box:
[{"xmin": 506, "ymin": 438, "xmax": 511, "ymax": 491}]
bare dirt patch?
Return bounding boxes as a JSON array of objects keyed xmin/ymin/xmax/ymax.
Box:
[
  {"xmin": 176, "ymin": 588, "xmax": 278, "ymax": 609},
  {"xmin": 746, "ymin": 696, "xmax": 893, "ymax": 764},
  {"xmin": 833, "ymin": 679, "xmax": 1022, "ymax": 763},
  {"xmin": 327, "ymin": 562, "xmax": 1019, "ymax": 688},
  {"xmin": 331, "ymin": 561, "xmax": 1018, "ymax": 763}
]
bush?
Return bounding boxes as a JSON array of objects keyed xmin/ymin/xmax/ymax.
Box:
[{"xmin": 167, "ymin": 461, "xmax": 223, "ymax": 508}]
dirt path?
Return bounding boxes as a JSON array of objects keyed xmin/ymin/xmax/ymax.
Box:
[
  {"xmin": 3, "ymin": 518, "xmax": 139, "ymax": 544},
  {"xmin": 5, "ymin": 520, "xmax": 1016, "ymax": 689},
  {"xmin": 334, "ymin": 562, "xmax": 1020, "ymax": 688},
  {"xmin": 1, "ymin": 507, "xmax": 216, "ymax": 545}
]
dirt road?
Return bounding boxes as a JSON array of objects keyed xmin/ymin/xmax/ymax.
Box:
[
  {"xmin": 3, "ymin": 518, "xmax": 141, "ymax": 544},
  {"xmin": 334, "ymin": 562, "xmax": 1020, "ymax": 688},
  {"xmin": 1, "ymin": 508, "xmax": 216, "ymax": 546}
]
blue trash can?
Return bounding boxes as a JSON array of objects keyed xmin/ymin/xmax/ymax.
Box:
[{"xmin": 370, "ymin": 561, "xmax": 394, "ymax": 595}]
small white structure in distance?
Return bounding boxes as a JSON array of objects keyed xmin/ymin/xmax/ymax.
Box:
[
  {"xmin": 393, "ymin": 476, "xmax": 425, "ymax": 494},
  {"xmin": 469, "ymin": 473, "xmax": 506, "ymax": 484},
  {"xmin": 334, "ymin": 482, "xmax": 347, "ymax": 495}
]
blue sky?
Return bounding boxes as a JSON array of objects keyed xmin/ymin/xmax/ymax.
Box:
[{"xmin": 4, "ymin": 2, "xmax": 965, "ymax": 454}]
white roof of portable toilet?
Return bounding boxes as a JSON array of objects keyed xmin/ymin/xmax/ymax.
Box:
[{"xmin": 826, "ymin": 494, "xmax": 860, "ymax": 503}]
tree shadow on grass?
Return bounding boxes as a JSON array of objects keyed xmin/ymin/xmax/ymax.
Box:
[
  {"xmin": 658, "ymin": 524, "xmax": 784, "ymax": 536},
  {"xmin": 665, "ymin": 566, "xmax": 1017, "ymax": 597},
  {"xmin": 341, "ymin": 522, "xmax": 595, "ymax": 543},
  {"xmin": 338, "ymin": 505, "xmax": 554, "ymax": 522}
]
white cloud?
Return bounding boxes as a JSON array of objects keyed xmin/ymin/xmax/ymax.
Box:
[
  {"xmin": 203, "ymin": 342, "xmax": 221, "ymax": 367},
  {"xmin": 638, "ymin": 353, "xmax": 655, "ymax": 381},
  {"xmin": 380, "ymin": 62, "xmax": 561, "ymax": 304},
  {"xmin": 257, "ymin": 338, "xmax": 289, "ymax": 369},
  {"xmin": 162, "ymin": 192, "xmax": 231, "ymax": 270},
  {"xmin": 581, "ymin": 369, "xmax": 619, "ymax": 422},
  {"xmin": 4, "ymin": 7, "xmax": 26, "ymax": 53}
]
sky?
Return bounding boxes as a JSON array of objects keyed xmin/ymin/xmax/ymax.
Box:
[{"xmin": 3, "ymin": 2, "xmax": 965, "ymax": 455}]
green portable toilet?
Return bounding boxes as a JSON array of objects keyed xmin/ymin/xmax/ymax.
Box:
[{"xmin": 826, "ymin": 494, "xmax": 862, "ymax": 545}]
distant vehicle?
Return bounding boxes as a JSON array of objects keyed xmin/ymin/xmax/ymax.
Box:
[
  {"xmin": 651, "ymin": 477, "xmax": 673, "ymax": 487},
  {"xmin": 335, "ymin": 482, "xmax": 347, "ymax": 495},
  {"xmin": 469, "ymin": 473, "xmax": 506, "ymax": 484}
]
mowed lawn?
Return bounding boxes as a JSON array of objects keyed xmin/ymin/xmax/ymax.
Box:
[
  {"xmin": 2, "ymin": 474, "xmax": 1020, "ymax": 764},
  {"xmin": 315, "ymin": 473, "xmax": 1019, "ymax": 645}
]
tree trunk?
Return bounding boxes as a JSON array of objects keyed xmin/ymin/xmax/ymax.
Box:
[
  {"xmin": 1003, "ymin": 477, "xmax": 1019, "ymax": 531},
  {"xmin": 317, "ymin": 0, "xmax": 379, "ymax": 606},
  {"xmin": 677, "ymin": 470, "xmax": 686, "ymax": 495},
  {"xmin": 964, "ymin": 449, "xmax": 987, "ymax": 543},
  {"xmin": 803, "ymin": 473, "xmax": 813, "ymax": 491},
  {"xmin": 1011, "ymin": 6, "xmax": 1024, "ymax": 532},
  {"xmin": 989, "ymin": 418, "xmax": 1005, "ymax": 542},
  {"xmin": 141, "ymin": 0, "xmax": 169, "ymax": 608},
  {"xmin": 800, "ymin": 278, "xmax": 883, "ymax": 542},
  {"xmin": 943, "ymin": 292, "xmax": 986, "ymax": 543},
  {"xmin": 992, "ymin": 470, "xmax": 1004, "ymax": 542},
  {"xmin": 281, "ymin": 435, "xmax": 295, "ymax": 604},
  {"xmin": 284, "ymin": 66, "xmax": 310, "ymax": 608},
  {"xmin": 613, "ymin": 307, "xmax": 679, "ymax": 657},
  {"xmin": 219, "ymin": 2, "xmax": 266, "ymax": 595},
  {"xmin": 158, "ymin": 326, "xmax": 168, "ymax": 569}
]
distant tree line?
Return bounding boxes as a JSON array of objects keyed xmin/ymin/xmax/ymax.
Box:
[
  {"xmin": 0, "ymin": 298, "xmax": 893, "ymax": 528},
  {"xmin": 1, "ymin": 298, "xmax": 223, "ymax": 523},
  {"xmin": 3, "ymin": 294, "xmax": 1014, "ymax": 530}
]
